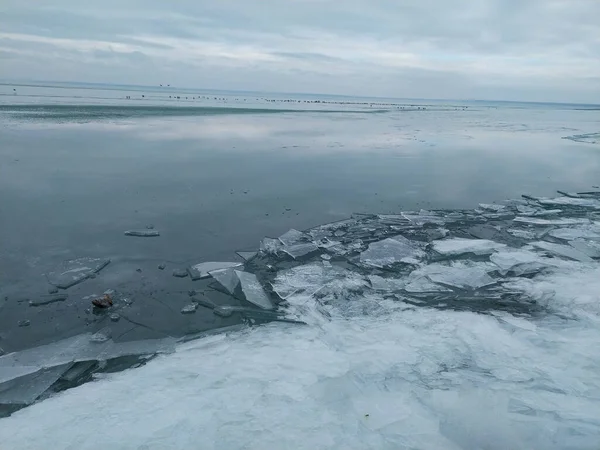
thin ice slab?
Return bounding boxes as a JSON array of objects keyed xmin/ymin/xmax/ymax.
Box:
[
  {"xmin": 531, "ymin": 241, "xmax": 593, "ymax": 263},
  {"xmin": 490, "ymin": 249, "xmax": 553, "ymax": 276},
  {"xmin": 0, "ymin": 364, "xmax": 72, "ymax": 405},
  {"xmin": 124, "ymin": 230, "xmax": 160, "ymax": 237},
  {"xmin": 360, "ymin": 236, "xmax": 425, "ymax": 268},
  {"xmin": 548, "ymin": 227, "xmax": 600, "ymax": 241},
  {"xmin": 0, "ymin": 367, "xmax": 41, "ymax": 385},
  {"xmin": 432, "ymin": 238, "xmax": 506, "ymax": 256},
  {"xmin": 282, "ymin": 242, "xmax": 319, "ymax": 259},
  {"xmin": 513, "ymin": 217, "xmax": 590, "ymax": 226},
  {"xmin": 46, "ymin": 258, "xmax": 111, "ymax": 289},
  {"xmin": 0, "ymin": 334, "xmax": 175, "ymax": 371},
  {"xmin": 187, "ymin": 262, "xmax": 243, "ymax": 281},
  {"xmin": 419, "ymin": 262, "xmax": 497, "ymax": 290},
  {"xmin": 29, "ymin": 294, "xmax": 68, "ymax": 307},
  {"xmin": 235, "ymin": 271, "xmax": 274, "ymax": 310},
  {"xmin": 536, "ymin": 197, "xmax": 600, "ymax": 209},
  {"xmin": 401, "ymin": 211, "xmax": 446, "ymax": 225}
]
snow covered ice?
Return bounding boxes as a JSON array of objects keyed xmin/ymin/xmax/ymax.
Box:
[{"xmin": 2, "ymin": 190, "xmax": 600, "ymax": 449}]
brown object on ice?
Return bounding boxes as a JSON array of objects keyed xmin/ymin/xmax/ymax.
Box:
[{"xmin": 92, "ymin": 294, "xmax": 113, "ymax": 309}]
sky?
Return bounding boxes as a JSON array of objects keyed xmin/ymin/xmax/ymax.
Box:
[{"xmin": 0, "ymin": 0, "xmax": 599, "ymax": 103}]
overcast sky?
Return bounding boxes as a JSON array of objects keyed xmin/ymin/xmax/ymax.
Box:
[{"xmin": 1, "ymin": 0, "xmax": 599, "ymax": 102}]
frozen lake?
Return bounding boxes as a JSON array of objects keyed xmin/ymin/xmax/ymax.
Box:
[{"xmin": 0, "ymin": 82, "xmax": 599, "ymax": 448}]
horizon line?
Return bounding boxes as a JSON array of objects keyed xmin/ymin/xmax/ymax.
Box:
[{"xmin": 1, "ymin": 78, "xmax": 599, "ymax": 107}]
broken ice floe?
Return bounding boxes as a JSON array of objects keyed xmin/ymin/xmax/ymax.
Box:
[
  {"xmin": 46, "ymin": 258, "xmax": 110, "ymax": 289},
  {"xmin": 8, "ymin": 188, "xmax": 600, "ymax": 418}
]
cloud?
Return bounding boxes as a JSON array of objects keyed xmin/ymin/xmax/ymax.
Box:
[{"xmin": 0, "ymin": 0, "xmax": 599, "ymax": 102}]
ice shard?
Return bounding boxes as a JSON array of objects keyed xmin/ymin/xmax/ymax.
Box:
[
  {"xmin": 209, "ymin": 268, "xmax": 240, "ymax": 294},
  {"xmin": 234, "ymin": 271, "xmax": 274, "ymax": 310},
  {"xmin": 46, "ymin": 258, "xmax": 111, "ymax": 289},
  {"xmin": 187, "ymin": 262, "xmax": 243, "ymax": 281},
  {"xmin": 235, "ymin": 251, "xmax": 258, "ymax": 262}
]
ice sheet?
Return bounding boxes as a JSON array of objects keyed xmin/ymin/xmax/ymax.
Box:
[
  {"xmin": 490, "ymin": 248, "xmax": 555, "ymax": 276},
  {"xmin": 549, "ymin": 227, "xmax": 600, "ymax": 241},
  {"xmin": 532, "ymin": 241, "xmax": 593, "ymax": 262},
  {"xmin": 432, "ymin": 238, "xmax": 506, "ymax": 256},
  {"xmin": 536, "ymin": 197, "xmax": 600, "ymax": 209},
  {"xmin": 0, "ymin": 364, "xmax": 72, "ymax": 405},
  {"xmin": 360, "ymin": 236, "xmax": 425, "ymax": 268},
  {"xmin": 568, "ymin": 239, "xmax": 600, "ymax": 258},
  {"xmin": 46, "ymin": 258, "xmax": 111, "ymax": 289}
]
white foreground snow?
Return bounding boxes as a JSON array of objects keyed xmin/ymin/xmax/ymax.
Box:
[{"xmin": 1, "ymin": 262, "xmax": 600, "ymax": 449}]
